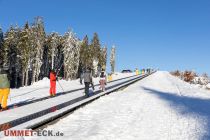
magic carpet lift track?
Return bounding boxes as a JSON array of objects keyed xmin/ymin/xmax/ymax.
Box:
[
  {"xmin": 6, "ymin": 74, "xmax": 141, "ymax": 110},
  {"xmin": 0, "ymin": 71, "xmax": 156, "ymax": 132}
]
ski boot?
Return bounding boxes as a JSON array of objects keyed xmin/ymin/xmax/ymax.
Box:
[{"xmin": 0, "ymin": 107, "xmax": 8, "ymax": 112}]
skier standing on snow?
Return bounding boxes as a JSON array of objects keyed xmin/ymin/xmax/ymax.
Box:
[
  {"xmin": 99, "ymin": 69, "xmax": 107, "ymax": 91},
  {"xmin": 0, "ymin": 66, "xmax": 10, "ymax": 111},
  {"xmin": 49, "ymin": 69, "xmax": 56, "ymax": 97},
  {"xmin": 83, "ymin": 68, "xmax": 94, "ymax": 97}
]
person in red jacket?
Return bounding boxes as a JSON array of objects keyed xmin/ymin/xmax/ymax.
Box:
[{"xmin": 50, "ymin": 69, "xmax": 56, "ymax": 96}]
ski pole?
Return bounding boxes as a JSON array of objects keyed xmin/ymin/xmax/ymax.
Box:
[
  {"xmin": 55, "ymin": 60, "xmax": 65, "ymax": 76},
  {"xmin": 9, "ymin": 94, "xmax": 11, "ymax": 102},
  {"xmin": 57, "ymin": 80, "xmax": 65, "ymax": 92}
]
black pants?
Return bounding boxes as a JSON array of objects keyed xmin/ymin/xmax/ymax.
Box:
[
  {"xmin": 90, "ymin": 82, "xmax": 94, "ymax": 90},
  {"xmin": 80, "ymin": 78, "xmax": 83, "ymax": 85},
  {"xmin": 85, "ymin": 82, "xmax": 90, "ymax": 97}
]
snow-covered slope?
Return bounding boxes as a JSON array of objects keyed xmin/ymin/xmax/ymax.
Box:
[{"xmin": 3, "ymin": 71, "xmax": 210, "ymax": 140}]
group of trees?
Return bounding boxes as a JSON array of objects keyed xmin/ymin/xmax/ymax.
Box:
[
  {"xmin": 171, "ymin": 70, "xmax": 209, "ymax": 85},
  {"xmin": 170, "ymin": 70, "xmax": 196, "ymax": 82},
  {"xmin": 79, "ymin": 33, "xmax": 108, "ymax": 77},
  {"xmin": 0, "ymin": 17, "xmax": 115, "ymax": 88}
]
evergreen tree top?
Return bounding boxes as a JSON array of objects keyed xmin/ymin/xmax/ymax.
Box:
[
  {"xmin": 0, "ymin": 27, "xmax": 3, "ymax": 39},
  {"xmin": 24, "ymin": 22, "xmax": 29, "ymax": 30},
  {"xmin": 91, "ymin": 32, "xmax": 100, "ymax": 46}
]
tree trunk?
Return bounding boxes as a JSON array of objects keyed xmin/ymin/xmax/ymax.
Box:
[
  {"xmin": 15, "ymin": 72, "xmax": 18, "ymax": 88},
  {"xmin": 25, "ymin": 69, "xmax": 29, "ymax": 86},
  {"xmin": 32, "ymin": 66, "xmax": 36, "ymax": 84},
  {"xmin": 22, "ymin": 70, "xmax": 25, "ymax": 87},
  {"xmin": 35, "ymin": 60, "xmax": 38, "ymax": 82},
  {"xmin": 36, "ymin": 68, "xmax": 39, "ymax": 82}
]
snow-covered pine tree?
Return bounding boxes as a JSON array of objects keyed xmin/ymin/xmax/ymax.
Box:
[
  {"xmin": 3, "ymin": 25, "xmax": 21, "ymax": 88},
  {"xmin": 40, "ymin": 41, "xmax": 49, "ymax": 79},
  {"xmin": 110, "ymin": 46, "xmax": 116, "ymax": 74},
  {"xmin": 0, "ymin": 26, "xmax": 3, "ymax": 42},
  {"xmin": 31, "ymin": 17, "xmax": 46, "ymax": 83},
  {"xmin": 79, "ymin": 35, "xmax": 91, "ymax": 69},
  {"xmin": 95, "ymin": 46, "xmax": 107, "ymax": 75},
  {"xmin": 54, "ymin": 35, "xmax": 64, "ymax": 75},
  {"xmin": 45, "ymin": 32, "xmax": 64, "ymax": 78},
  {"xmin": 63, "ymin": 29, "xmax": 80, "ymax": 80},
  {"xmin": 3, "ymin": 26, "xmax": 14, "ymax": 68},
  {"xmin": 78, "ymin": 36, "xmax": 87, "ymax": 77},
  {"xmin": 100, "ymin": 46, "xmax": 107, "ymax": 69},
  {"xmin": 92, "ymin": 59, "xmax": 98, "ymax": 77},
  {"xmin": 0, "ymin": 27, "xmax": 3, "ymax": 66},
  {"xmin": 17, "ymin": 22, "xmax": 32, "ymax": 86},
  {"xmin": 46, "ymin": 32, "xmax": 60, "ymax": 70},
  {"xmin": 91, "ymin": 33, "xmax": 101, "ymax": 77}
]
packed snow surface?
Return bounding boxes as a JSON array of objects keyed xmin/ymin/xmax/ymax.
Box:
[{"xmin": 3, "ymin": 71, "xmax": 210, "ymax": 140}]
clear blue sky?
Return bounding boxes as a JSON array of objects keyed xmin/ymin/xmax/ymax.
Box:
[{"xmin": 0, "ymin": 0, "xmax": 210, "ymax": 75}]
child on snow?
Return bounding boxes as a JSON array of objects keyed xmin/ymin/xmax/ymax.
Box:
[{"xmin": 99, "ymin": 70, "xmax": 107, "ymax": 91}]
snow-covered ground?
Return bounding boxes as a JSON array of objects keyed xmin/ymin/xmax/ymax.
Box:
[
  {"xmin": 5, "ymin": 71, "xmax": 207, "ymax": 140},
  {"xmin": 8, "ymin": 72, "xmax": 135, "ymax": 106}
]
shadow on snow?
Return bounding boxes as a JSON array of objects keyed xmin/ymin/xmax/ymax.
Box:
[{"xmin": 143, "ymin": 87, "xmax": 210, "ymax": 139}]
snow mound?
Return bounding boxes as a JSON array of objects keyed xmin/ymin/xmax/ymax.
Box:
[{"xmin": 32, "ymin": 77, "xmax": 50, "ymax": 87}]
